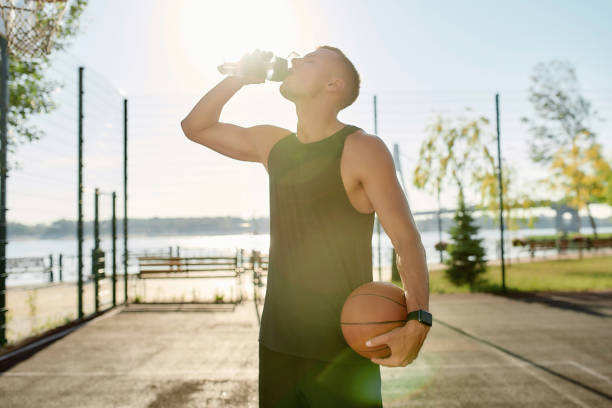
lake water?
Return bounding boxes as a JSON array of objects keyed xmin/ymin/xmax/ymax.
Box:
[{"xmin": 6, "ymin": 225, "xmax": 612, "ymax": 287}]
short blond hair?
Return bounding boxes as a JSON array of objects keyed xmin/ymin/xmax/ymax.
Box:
[{"xmin": 316, "ymin": 45, "xmax": 360, "ymax": 111}]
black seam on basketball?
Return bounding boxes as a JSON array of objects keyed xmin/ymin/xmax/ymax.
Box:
[
  {"xmin": 347, "ymin": 293, "xmax": 406, "ymax": 308},
  {"xmin": 341, "ymin": 319, "xmax": 407, "ymax": 325}
]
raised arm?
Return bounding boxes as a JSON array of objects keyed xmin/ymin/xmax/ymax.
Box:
[{"xmin": 180, "ymin": 75, "xmax": 290, "ymax": 165}]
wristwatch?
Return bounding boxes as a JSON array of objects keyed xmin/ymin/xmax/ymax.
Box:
[{"xmin": 406, "ymin": 309, "xmax": 432, "ymax": 327}]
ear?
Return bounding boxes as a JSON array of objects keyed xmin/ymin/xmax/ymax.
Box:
[{"xmin": 327, "ymin": 77, "xmax": 345, "ymax": 92}]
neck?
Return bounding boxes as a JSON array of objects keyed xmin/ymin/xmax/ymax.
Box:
[{"xmin": 295, "ymin": 99, "xmax": 344, "ymax": 143}]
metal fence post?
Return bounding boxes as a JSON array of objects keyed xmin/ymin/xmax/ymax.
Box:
[
  {"xmin": 77, "ymin": 66, "xmax": 84, "ymax": 319},
  {"xmin": 48, "ymin": 254, "xmax": 53, "ymax": 283},
  {"xmin": 112, "ymin": 191, "xmax": 116, "ymax": 307},
  {"xmin": 0, "ymin": 32, "xmax": 9, "ymax": 347},
  {"xmin": 123, "ymin": 98, "xmax": 128, "ymax": 305},
  {"xmin": 93, "ymin": 187, "xmax": 99, "ymax": 313}
]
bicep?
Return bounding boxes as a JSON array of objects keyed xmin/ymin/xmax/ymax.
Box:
[
  {"xmin": 357, "ymin": 136, "xmax": 420, "ymax": 249},
  {"xmin": 182, "ymin": 122, "xmax": 291, "ymax": 165},
  {"xmin": 182, "ymin": 122, "xmax": 259, "ymax": 162}
]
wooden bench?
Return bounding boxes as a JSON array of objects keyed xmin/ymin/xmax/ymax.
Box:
[
  {"xmin": 527, "ymin": 239, "xmax": 557, "ymax": 258},
  {"xmin": 588, "ymin": 237, "xmax": 612, "ymax": 249},
  {"xmin": 525, "ymin": 237, "xmax": 612, "ymax": 259},
  {"xmin": 136, "ymin": 255, "xmax": 245, "ymax": 304},
  {"xmin": 137, "ymin": 256, "xmax": 243, "ymax": 278}
]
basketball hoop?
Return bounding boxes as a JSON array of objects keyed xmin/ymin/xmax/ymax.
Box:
[{"xmin": 0, "ymin": 0, "xmax": 70, "ymax": 58}]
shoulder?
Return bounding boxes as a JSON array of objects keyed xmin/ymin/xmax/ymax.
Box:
[
  {"xmin": 345, "ymin": 129, "xmax": 395, "ymax": 180},
  {"xmin": 249, "ymin": 124, "xmax": 293, "ymax": 155},
  {"xmin": 253, "ymin": 125, "xmax": 294, "ymax": 172},
  {"xmin": 345, "ymin": 129, "xmax": 393, "ymax": 165},
  {"xmin": 248, "ymin": 124, "xmax": 293, "ymax": 141}
]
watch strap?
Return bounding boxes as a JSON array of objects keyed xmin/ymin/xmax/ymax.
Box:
[{"xmin": 406, "ymin": 309, "xmax": 432, "ymax": 326}]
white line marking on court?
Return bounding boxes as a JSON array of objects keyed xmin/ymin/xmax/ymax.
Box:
[
  {"xmin": 433, "ymin": 319, "xmax": 611, "ymax": 406},
  {"xmin": 408, "ymin": 361, "xmax": 575, "ymax": 370},
  {"xmin": 487, "ymin": 349, "xmax": 590, "ymax": 408},
  {"xmin": 568, "ymin": 360, "xmax": 612, "ymax": 385}
]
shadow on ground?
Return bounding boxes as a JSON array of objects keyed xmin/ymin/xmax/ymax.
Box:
[{"xmin": 449, "ymin": 275, "xmax": 612, "ymax": 319}]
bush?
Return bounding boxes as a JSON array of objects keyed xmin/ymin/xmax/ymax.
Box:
[
  {"xmin": 434, "ymin": 241, "xmax": 449, "ymax": 251},
  {"xmin": 444, "ymin": 196, "xmax": 488, "ymax": 290}
]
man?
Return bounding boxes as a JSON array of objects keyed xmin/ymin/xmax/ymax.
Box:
[{"xmin": 181, "ymin": 45, "xmax": 431, "ymax": 407}]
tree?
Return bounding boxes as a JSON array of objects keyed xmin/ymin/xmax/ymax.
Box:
[
  {"xmin": 444, "ymin": 189, "xmax": 487, "ymax": 290},
  {"xmin": 413, "ymin": 115, "xmax": 450, "ymax": 262},
  {"xmin": 521, "ymin": 59, "xmax": 609, "ymax": 236},
  {"xmin": 413, "ymin": 115, "xmax": 448, "ymax": 213},
  {"xmin": 473, "ymin": 148, "xmax": 542, "ymax": 244},
  {"xmin": 549, "ymin": 139, "xmax": 610, "ymax": 237},
  {"xmin": 599, "ymin": 165, "xmax": 612, "ymax": 207},
  {"xmin": 413, "ymin": 109, "xmax": 493, "ymax": 218},
  {"xmin": 5, "ymin": 0, "xmax": 89, "ymax": 170},
  {"xmin": 414, "ymin": 109, "xmax": 492, "ymax": 288}
]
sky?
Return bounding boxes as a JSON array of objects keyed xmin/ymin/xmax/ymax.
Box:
[{"xmin": 9, "ymin": 0, "xmax": 612, "ymax": 225}]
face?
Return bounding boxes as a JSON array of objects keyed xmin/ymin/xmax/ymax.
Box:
[{"xmin": 279, "ymin": 48, "xmax": 345, "ymax": 106}]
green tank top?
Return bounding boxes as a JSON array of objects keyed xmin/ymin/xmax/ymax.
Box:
[{"xmin": 259, "ymin": 124, "xmax": 376, "ymax": 363}]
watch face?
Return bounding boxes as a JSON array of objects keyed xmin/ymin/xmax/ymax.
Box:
[{"xmin": 419, "ymin": 310, "xmax": 433, "ymax": 326}]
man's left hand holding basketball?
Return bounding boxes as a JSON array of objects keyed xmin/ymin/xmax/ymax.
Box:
[{"xmin": 365, "ymin": 319, "xmax": 430, "ymax": 367}]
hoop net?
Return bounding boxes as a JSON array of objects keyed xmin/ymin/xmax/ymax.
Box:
[{"xmin": 0, "ymin": 0, "xmax": 69, "ymax": 58}]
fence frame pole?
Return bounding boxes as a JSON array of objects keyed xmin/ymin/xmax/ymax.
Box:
[
  {"xmin": 0, "ymin": 35, "xmax": 9, "ymax": 347},
  {"xmin": 495, "ymin": 93, "xmax": 507, "ymax": 291},
  {"xmin": 123, "ymin": 99, "xmax": 128, "ymax": 304},
  {"xmin": 112, "ymin": 192, "xmax": 116, "ymax": 307},
  {"xmin": 77, "ymin": 66, "xmax": 84, "ymax": 318}
]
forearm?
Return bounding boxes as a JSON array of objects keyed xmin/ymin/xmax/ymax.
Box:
[
  {"xmin": 181, "ymin": 76, "xmax": 245, "ymax": 132},
  {"xmin": 396, "ymin": 238, "xmax": 430, "ymax": 312}
]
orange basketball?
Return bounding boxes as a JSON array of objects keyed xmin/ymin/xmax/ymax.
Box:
[{"xmin": 340, "ymin": 281, "xmax": 407, "ymax": 358}]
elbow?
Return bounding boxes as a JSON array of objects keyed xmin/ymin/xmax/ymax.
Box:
[{"xmin": 181, "ymin": 119, "xmax": 193, "ymax": 139}]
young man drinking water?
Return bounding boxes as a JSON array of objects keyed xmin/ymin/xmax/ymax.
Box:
[{"xmin": 181, "ymin": 45, "xmax": 430, "ymax": 407}]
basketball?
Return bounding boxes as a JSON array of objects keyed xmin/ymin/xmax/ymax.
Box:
[{"xmin": 340, "ymin": 281, "xmax": 408, "ymax": 358}]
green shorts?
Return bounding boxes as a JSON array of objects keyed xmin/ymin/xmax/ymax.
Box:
[{"xmin": 258, "ymin": 342, "xmax": 383, "ymax": 407}]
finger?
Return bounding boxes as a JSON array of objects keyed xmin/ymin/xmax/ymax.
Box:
[
  {"xmin": 370, "ymin": 349, "xmax": 392, "ymax": 365},
  {"xmin": 400, "ymin": 353, "xmax": 416, "ymax": 366},
  {"xmin": 366, "ymin": 332, "xmax": 390, "ymax": 347},
  {"xmin": 371, "ymin": 357, "xmax": 396, "ymax": 367}
]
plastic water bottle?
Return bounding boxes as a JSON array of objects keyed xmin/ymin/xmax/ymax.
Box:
[{"xmin": 217, "ymin": 50, "xmax": 299, "ymax": 82}]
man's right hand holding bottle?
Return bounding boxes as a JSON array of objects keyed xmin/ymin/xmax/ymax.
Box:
[{"xmin": 226, "ymin": 49, "xmax": 273, "ymax": 85}]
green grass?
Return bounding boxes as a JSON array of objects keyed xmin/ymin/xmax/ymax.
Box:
[{"xmin": 393, "ymin": 255, "xmax": 612, "ymax": 293}]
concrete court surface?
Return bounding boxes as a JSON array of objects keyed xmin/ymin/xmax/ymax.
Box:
[{"xmin": 0, "ymin": 291, "xmax": 611, "ymax": 407}]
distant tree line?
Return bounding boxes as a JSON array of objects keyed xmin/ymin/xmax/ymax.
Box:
[
  {"xmin": 8, "ymin": 216, "xmax": 269, "ymax": 239},
  {"xmin": 8, "ymin": 214, "xmax": 611, "ymax": 239}
]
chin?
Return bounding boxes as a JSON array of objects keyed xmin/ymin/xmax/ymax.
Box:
[{"xmin": 279, "ymin": 82, "xmax": 296, "ymax": 102}]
